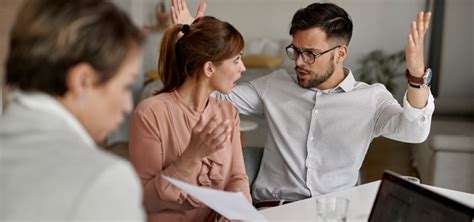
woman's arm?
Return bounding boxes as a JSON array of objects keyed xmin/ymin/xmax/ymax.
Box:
[
  {"xmin": 129, "ymin": 108, "xmax": 198, "ymax": 212},
  {"xmin": 129, "ymin": 106, "xmax": 233, "ymax": 212},
  {"xmin": 223, "ymin": 108, "xmax": 252, "ymax": 202}
]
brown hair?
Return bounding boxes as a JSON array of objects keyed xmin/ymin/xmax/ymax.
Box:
[
  {"xmin": 157, "ymin": 16, "xmax": 244, "ymax": 94},
  {"xmin": 6, "ymin": 0, "xmax": 145, "ymax": 96}
]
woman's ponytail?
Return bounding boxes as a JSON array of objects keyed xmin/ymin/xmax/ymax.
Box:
[{"xmin": 157, "ymin": 24, "xmax": 185, "ymax": 94}]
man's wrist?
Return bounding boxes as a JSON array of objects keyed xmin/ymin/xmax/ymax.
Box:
[
  {"xmin": 410, "ymin": 69, "xmax": 425, "ymax": 77},
  {"xmin": 405, "ymin": 67, "xmax": 432, "ymax": 88}
]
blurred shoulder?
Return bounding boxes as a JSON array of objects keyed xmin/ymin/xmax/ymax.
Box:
[{"xmin": 132, "ymin": 92, "xmax": 182, "ymax": 121}]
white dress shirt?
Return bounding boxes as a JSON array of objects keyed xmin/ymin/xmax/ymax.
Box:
[
  {"xmin": 13, "ymin": 91, "xmax": 95, "ymax": 148},
  {"xmin": 1, "ymin": 91, "xmax": 145, "ymax": 221},
  {"xmin": 215, "ymin": 68, "xmax": 434, "ymax": 201}
]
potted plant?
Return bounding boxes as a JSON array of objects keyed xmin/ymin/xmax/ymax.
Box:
[{"xmin": 356, "ymin": 50, "xmax": 405, "ymax": 93}]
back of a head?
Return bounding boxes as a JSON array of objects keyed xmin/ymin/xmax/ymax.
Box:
[
  {"xmin": 158, "ymin": 16, "xmax": 244, "ymax": 94},
  {"xmin": 290, "ymin": 3, "xmax": 353, "ymax": 45},
  {"xmin": 6, "ymin": 0, "xmax": 145, "ymax": 96}
]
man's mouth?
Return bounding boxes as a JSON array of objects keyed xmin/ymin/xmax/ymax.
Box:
[{"xmin": 296, "ymin": 68, "xmax": 309, "ymax": 78}]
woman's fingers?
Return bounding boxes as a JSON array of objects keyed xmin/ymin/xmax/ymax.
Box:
[
  {"xmin": 189, "ymin": 114, "xmax": 232, "ymax": 157},
  {"xmin": 192, "ymin": 113, "xmax": 210, "ymax": 133},
  {"xmin": 209, "ymin": 120, "xmax": 229, "ymax": 136},
  {"xmin": 210, "ymin": 127, "xmax": 232, "ymax": 151}
]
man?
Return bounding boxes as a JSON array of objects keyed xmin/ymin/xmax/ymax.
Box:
[
  {"xmin": 172, "ymin": 1, "xmax": 434, "ymax": 206},
  {"xmin": 0, "ymin": 0, "xmax": 145, "ymax": 220}
]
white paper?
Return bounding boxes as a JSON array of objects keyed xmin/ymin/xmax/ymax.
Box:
[{"xmin": 163, "ymin": 175, "xmax": 268, "ymax": 221}]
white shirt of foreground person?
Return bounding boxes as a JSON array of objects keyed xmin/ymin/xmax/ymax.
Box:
[
  {"xmin": 0, "ymin": 91, "xmax": 145, "ymax": 221},
  {"xmin": 214, "ymin": 68, "xmax": 434, "ymax": 202}
]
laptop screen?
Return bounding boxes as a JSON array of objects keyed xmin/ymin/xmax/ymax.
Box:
[{"xmin": 368, "ymin": 170, "xmax": 473, "ymax": 222}]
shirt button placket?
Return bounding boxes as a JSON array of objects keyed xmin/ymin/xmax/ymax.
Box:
[{"xmin": 306, "ymin": 92, "xmax": 319, "ymax": 193}]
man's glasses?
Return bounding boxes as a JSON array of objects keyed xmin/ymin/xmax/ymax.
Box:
[{"xmin": 286, "ymin": 44, "xmax": 341, "ymax": 65}]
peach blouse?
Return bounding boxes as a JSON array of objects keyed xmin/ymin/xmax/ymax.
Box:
[{"xmin": 129, "ymin": 91, "xmax": 250, "ymax": 222}]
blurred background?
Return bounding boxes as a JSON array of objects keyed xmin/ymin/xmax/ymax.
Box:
[{"xmin": 1, "ymin": 0, "xmax": 472, "ymax": 192}]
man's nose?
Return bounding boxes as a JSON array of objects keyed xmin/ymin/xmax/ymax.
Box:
[{"xmin": 295, "ymin": 54, "xmax": 306, "ymax": 66}]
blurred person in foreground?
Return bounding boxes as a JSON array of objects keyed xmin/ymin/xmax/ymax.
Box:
[{"xmin": 0, "ymin": 0, "xmax": 146, "ymax": 220}]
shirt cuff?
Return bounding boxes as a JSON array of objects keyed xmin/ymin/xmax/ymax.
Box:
[{"xmin": 403, "ymin": 91, "xmax": 435, "ymax": 121}]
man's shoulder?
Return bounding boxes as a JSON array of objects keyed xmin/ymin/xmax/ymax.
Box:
[
  {"xmin": 352, "ymin": 81, "xmax": 391, "ymax": 93},
  {"xmin": 266, "ymin": 68, "xmax": 295, "ymax": 81}
]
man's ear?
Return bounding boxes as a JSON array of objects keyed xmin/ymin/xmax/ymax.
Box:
[
  {"xmin": 202, "ymin": 61, "xmax": 215, "ymax": 78},
  {"xmin": 65, "ymin": 63, "xmax": 97, "ymax": 98},
  {"xmin": 336, "ymin": 45, "xmax": 348, "ymax": 64}
]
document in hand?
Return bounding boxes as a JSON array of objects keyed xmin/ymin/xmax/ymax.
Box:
[{"xmin": 162, "ymin": 175, "xmax": 268, "ymax": 221}]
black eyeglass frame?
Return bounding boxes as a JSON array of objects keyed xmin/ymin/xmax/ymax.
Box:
[{"xmin": 285, "ymin": 44, "xmax": 341, "ymax": 64}]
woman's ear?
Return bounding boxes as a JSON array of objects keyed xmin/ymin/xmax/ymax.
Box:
[
  {"xmin": 203, "ymin": 61, "xmax": 215, "ymax": 78},
  {"xmin": 65, "ymin": 63, "xmax": 97, "ymax": 99}
]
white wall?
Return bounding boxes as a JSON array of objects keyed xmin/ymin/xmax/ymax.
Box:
[
  {"xmin": 125, "ymin": 0, "xmax": 430, "ymax": 76},
  {"xmin": 183, "ymin": 0, "xmax": 473, "ymax": 98},
  {"xmin": 112, "ymin": 0, "xmax": 473, "ymax": 143},
  {"xmin": 185, "ymin": 0, "xmax": 425, "ymax": 70},
  {"xmin": 173, "ymin": 0, "xmax": 425, "ymax": 101}
]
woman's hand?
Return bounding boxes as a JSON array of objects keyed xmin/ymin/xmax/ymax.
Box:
[
  {"xmin": 171, "ymin": 0, "xmax": 207, "ymax": 25},
  {"xmin": 182, "ymin": 114, "xmax": 232, "ymax": 161}
]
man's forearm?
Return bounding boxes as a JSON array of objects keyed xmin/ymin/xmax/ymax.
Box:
[{"xmin": 406, "ymin": 86, "xmax": 430, "ymax": 109}]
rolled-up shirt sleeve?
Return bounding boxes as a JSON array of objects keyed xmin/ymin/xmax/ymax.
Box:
[
  {"xmin": 374, "ymin": 87, "xmax": 435, "ymax": 143},
  {"xmin": 402, "ymin": 91, "xmax": 435, "ymax": 121}
]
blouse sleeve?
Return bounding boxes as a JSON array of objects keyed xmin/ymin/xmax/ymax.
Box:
[
  {"xmin": 129, "ymin": 106, "xmax": 204, "ymax": 213},
  {"xmin": 223, "ymin": 107, "xmax": 252, "ymax": 202}
]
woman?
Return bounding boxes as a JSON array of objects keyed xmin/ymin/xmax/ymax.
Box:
[
  {"xmin": 129, "ymin": 16, "xmax": 250, "ymax": 221},
  {"xmin": 1, "ymin": 0, "xmax": 145, "ymax": 220}
]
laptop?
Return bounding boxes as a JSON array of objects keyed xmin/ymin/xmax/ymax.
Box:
[{"xmin": 368, "ymin": 170, "xmax": 473, "ymax": 222}]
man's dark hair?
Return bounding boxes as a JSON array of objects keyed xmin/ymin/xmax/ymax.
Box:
[
  {"xmin": 290, "ymin": 3, "xmax": 353, "ymax": 45},
  {"xmin": 6, "ymin": 0, "xmax": 145, "ymax": 96}
]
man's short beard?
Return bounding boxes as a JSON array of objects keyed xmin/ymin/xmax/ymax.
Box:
[{"xmin": 297, "ymin": 59, "xmax": 335, "ymax": 89}]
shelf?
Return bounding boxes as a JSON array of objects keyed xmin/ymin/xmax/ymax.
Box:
[{"xmin": 143, "ymin": 25, "xmax": 167, "ymax": 33}]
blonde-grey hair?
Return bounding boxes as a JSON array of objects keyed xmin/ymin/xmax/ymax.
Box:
[{"xmin": 6, "ymin": 0, "xmax": 145, "ymax": 95}]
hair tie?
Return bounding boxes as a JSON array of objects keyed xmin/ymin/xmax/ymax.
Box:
[{"xmin": 181, "ymin": 24, "xmax": 190, "ymax": 34}]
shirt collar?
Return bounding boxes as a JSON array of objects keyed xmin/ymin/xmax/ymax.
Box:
[
  {"xmin": 13, "ymin": 91, "xmax": 96, "ymax": 149},
  {"xmin": 312, "ymin": 67, "xmax": 356, "ymax": 93},
  {"xmin": 338, "ymin": 68, "xmax": 356, "ymax": 92}
]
